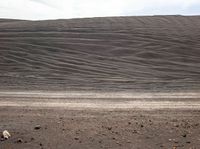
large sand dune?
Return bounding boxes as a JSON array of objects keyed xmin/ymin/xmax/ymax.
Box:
[
  {"xmin": 0, "ymin": 16, "xmax": 200, "ymax": 91},
  {"xmin": 1, "ymin": 16, "xmax": 200, "ymax": 149}
]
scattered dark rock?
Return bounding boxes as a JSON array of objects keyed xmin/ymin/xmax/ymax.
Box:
[
  {"xmin": 116, "ymin": 141, "xmax": 122, "ymax": 146},
  {"xmin": 174, "ymin": 141, "xmax": 179, "ymax": 143},
  {"xmin": 16, "ymin": 138, "xmax": 23, "ymax": 143},
  {"xmin": 128, "ymin": 122, "xmax": 131, "ymax": 125},
  {"xmin": 107, "ymin": 127, "xmax": 112, "ymax": 130},
  {"xmin": 141, "ymin": 124, "xmax": 144, "ymax": 128},
  {"xmin": 133, "ymin": 130, "xmax": 137, "ymax": 133},
  {"xmin": 175, "ymin": 124, "xmax": 179, "ymax": 127},
  {"xmin": 114, "ymin": 131, "xmax": 119, "ymax": 135},
  {"xmin": 31, "ymin": 137, "xmax": 35, "ymax": 141},
  {"xmin": 39, "ymin": 143, "xmax": 43, "ymax": 146},
  {"xmin": 182, "ymin": 134, "xmax": 187, "ymax": 138},
  {"xmin": 34, "ymin": 125, "xmax": 41, "ymax": 130},
  {"xmin": 74, "ymin": 137, "xmax": 79, "ymax": 140},
  {"xmin": 112, "ymin": 137, "xmax": 116, "ymax": 140},
  {"xmin": 186, "ymin": 141, "xmax": 191, "ymax": 144}
]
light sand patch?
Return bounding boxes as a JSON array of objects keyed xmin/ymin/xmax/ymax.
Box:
[{"xmin": 0, "ymin": 91, "xmax": 199, "ymax": 110}]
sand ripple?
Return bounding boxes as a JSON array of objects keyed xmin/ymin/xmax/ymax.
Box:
[{"xmin": 0, "ymin": 16, "xmax": 200, "ymax": 91}]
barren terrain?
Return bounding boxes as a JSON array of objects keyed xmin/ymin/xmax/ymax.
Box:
[
  {"xmin": 0, "ymin": 16, "xmax": 200, "ymax": 91},
  {"xmin": 0, "ymin": 16, "xmax": 200, "ymax": 149}
]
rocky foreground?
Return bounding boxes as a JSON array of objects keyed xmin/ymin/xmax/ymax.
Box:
[
  {"xmin": 0, "ymin": 106, "xmax": 200, "ymax": 149},
  {"xmin": 0, "ymin": 92, "xmax": 200, "ymax": 149}
]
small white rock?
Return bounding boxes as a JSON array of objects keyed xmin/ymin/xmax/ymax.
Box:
[{"xmin": 2, "ymin": 130, "xmax": 11, "ymax": 139}]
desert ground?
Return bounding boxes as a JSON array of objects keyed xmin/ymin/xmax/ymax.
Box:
[
  {"xmin": 0, "ymin": 16, "xmax": 200, "ymax": 148},
  {"xmin": 0, "ymin": 91, "xmax": 200, "ymax": 149}
]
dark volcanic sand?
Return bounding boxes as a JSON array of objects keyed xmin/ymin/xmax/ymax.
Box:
[
  {"xmin": 0, "ymin": 16, "xmax": 200, "ymax": 149},
  {"xmin": 0, "ymin": 16, "xmax": 200, "ymax": 91}
]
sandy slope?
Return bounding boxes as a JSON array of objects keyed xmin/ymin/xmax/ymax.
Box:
[
  {"xmin": 0, "ymin": 16, "xmax": 200, "ymax": 149},
  {"xmin": 0, "ymin": 16, "xmax": 200, "ymax": 91}
]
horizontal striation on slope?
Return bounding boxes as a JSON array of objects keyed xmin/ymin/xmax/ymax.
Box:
[{"xmin": 0, "ymin": 16, "xmax": 200, "ymax": 91}]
